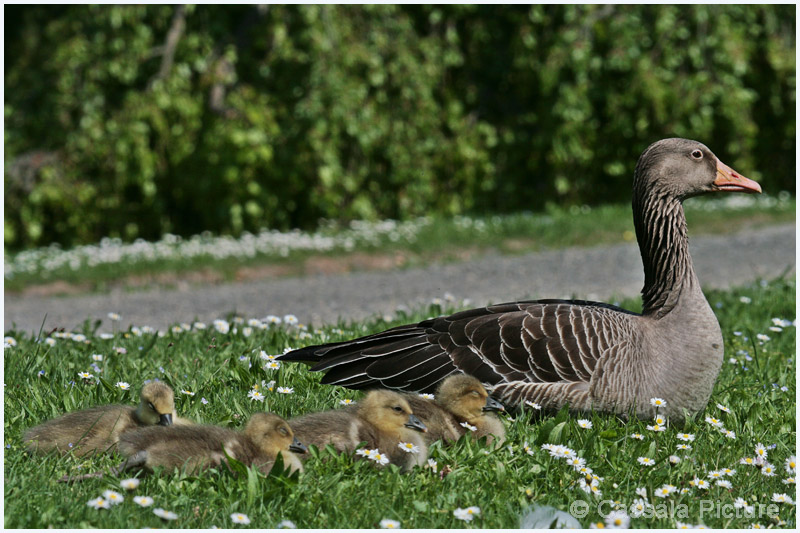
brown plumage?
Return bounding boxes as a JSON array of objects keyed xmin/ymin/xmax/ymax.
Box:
[
  {"xmin": 112, "ymin": 412, "xmax": 306, "ymax": 476},
  {"xmin": 24, "ymin": 381, "xmax": 186, "ymax": 456},
  {"xmin": 290, "ymin": 389, "xmax": 428, "ymax": 470},
  {"xmin": 278, "ymin": 139, "xmax": 762, "ymax": 420},
  {"xmin": 405, "ymin": 374, "xmax": 506, "ymax": 446}
]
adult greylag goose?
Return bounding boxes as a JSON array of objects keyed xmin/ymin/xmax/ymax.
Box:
[
  {"xmin": 24, "ymin": 381, "xmax": 190, "ymax": 456},
  {"xmin": 278, "ymin": 138, "xmax": 761, "ymax": 419},
  {"xmin": 404, "ymin": 374, "xmax": 506, "ymax": 446}
]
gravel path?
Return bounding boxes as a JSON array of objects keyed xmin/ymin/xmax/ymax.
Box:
[{"xmin": 4, "ymin": 223, "xmax": 795, "ymax": 335}]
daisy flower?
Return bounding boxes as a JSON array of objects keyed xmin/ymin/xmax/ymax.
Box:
[
  {"xmin": 92, "ymin": 354, "xmax": 103, "ymax": 362},
  {"xmin": 355, "ymin": 448, "xmax": 373, "ymax": 458},
  {"xmin": 577, "ymin": 419, "xmax": 593, "ymax": 429},
  {"xmin": 630, "ymin": 498, "xmax": 649, "ymax": 518},
  {"xmin": 638, "ymin": 457, "xmax": 655, "ymax": 466},
  {"xmin": 635, "ymin": 487, "xmax": 648, "ymax": 499},
  {"xmin": 733, "ymin": 498, "xmax": 753, "ymax": 513},
  {"xmin": 654, "ymin": 484, "xmax": 676, "ymax": 498},
  {"xmin": 283, "ymin": 314, "xmax": 299, "ymax": 325},
  {"xmin": 425, "ymin": 458, "xmax": 438, "ymax": 473},
  {"xmin": 522, "ymin": 442, "xmax": 534, "ymax": 455},
  {"xmin": 647, "ymin": 424, "xmax": 666, "ymax": 432},
  {"xmin": 721, "ymin": 468, "xmax": 736, "ymax": 476},
  {"xmin": 668, "ymin": 455, "xmax": 681, "ymax": 465},
  {"xmin": 379, "ymin": 519, "xmax": 401, "ymax": 529},
  {"xmin": 605, "ymin": 510, "xmax": 630, "ymax": 529},
  {"xmin": 102, "ymin": 490, "xmax": 124, "ymax": 505},
  {"xmin": 705, "ymin": 416, "xmax": 724, "ymax": 428},
  {"xmin": 453, "ymin": 506, "xmax": 480, "ymax": 521},
  {"xmin": 716, "ymin": 403, "xmax": 730, "ymax": 413},
  {"xmin": 756, "ymin": 333, "xmax": 770, "ymax": 342},
  {"xmin": 677, "ymin": 433, "xmax": 695, "ymax": 442},
  {"xmin": 771, "ymin": 493, "xmax": 794, "ymax": 505},
  {"xmin": 715, "ymin": 480, "xmax": 732, "ymax": 489},
  {"xmin": 460, "ymin": 422, "xmax": 478, "ymax": 432},
  {"xmin": 231, "ymin": 513, "xmax": 251, "ymax": 525},
  {"xmin": 87, "ymin": 497, "xmax": 111, "ymax": 509},
  {"xmin": 276, "ymin": 520, "xmax": 297, "ymax": 528},
  {"xmin": 722, "ymin": 429, "xmax": 736, "ymax": 439},
  {"xmin": 181, "ymin": 389, "xmax": 195, "ymax": 396},
  {"xmin": 524, "ymin": 400, "xmax": 542, "ymax": 410},
  {"xmin": 213, "ymin": 319, "xmax": 230, "ymax": 334},
  {"xmin": 783, "ymin": 477, "xmax": 795, "ymax": 485},
  {"xmin": 339, "ymin": 399, "xmax": 354, "ymax": 406},
  {"xmin": 754, "ymin": 443, "xmax": 768, "ymax": 459},
  {"xmin": 707, "ymin": 470, "xmax": 724, "ymax": 479},
  {"xmin": 690, "ymin": 478, "xmax": 709, "ymax": 490},
  {"xmin": 116, "ymin": 382, "xmax": 130, "ymax": 390},
  {"xmin": 398, "ymin": 442, "xmax": 420, "ymax": 454},
  {"xmin": 653, "ymin": 415, "xmax": 666, "ymax": 425},
  {"xmin": 77, "ymin": 371, "xmax": 94, "ymax": 380},
  {"xmin": 277, "ymin": 386, "xmax": 294, "ymax": 394},
  {"xmin": 264, "ymin": 361, "xmax": 281, "ymax": 370},
  {"xmin": 740, "ymin": 457, "xmax": 756, "ymax": 466},
  {"xmin": 260, "ymin": 351, "xmax": 276, "ymax": 361},
  {"xmin": 120, "ymin": 478, "xmax": 140, "ymax": 490},
  {"xmin": 785, "ymin": 456, "xmax": 796, "ymax": 473},
  {"xmin": 419, "ymin": 393, "xmax": 435, "ymax": 400},
  {"xmin": 761, "ymin": 463, "xmax": 777, "ymax": 477},
  {"xmin": 44, "ymin": 337, "xmax": 57, "ymax": 346},
  {"xmin": 370, "ymin": 451, "xmax": 390, "ymax": 466},
  {"xmin": 567, "ymin": 457, "xmax": 586, "ymax": 470},
  {"xmin": 153, "ymin": 508, "xmax": 178, "ymax": 520},
  {"xmin": 629, "ymin": 433, "xmax": 645, "ymax": 440},
  {"xmin": 739, "ymin": 296, "xmax": 752, "ymax": 304},
  {"xmin": 677, "ymin": 444, "xmax": 692, "ymax": 451},
  {"xmin": 650, "ymin": 398, "xmax": 667, "ymax": 408},
  {"xmin": 576, "ymin": 466, "xmax": 594, "ymax": 476},
  {"xmin": 248, "ymin": 390, "xmax": 265, "ymax": 402},
  {"xmin": 133, "ymin": 496, "xmax": 154, "ymax": 507}
]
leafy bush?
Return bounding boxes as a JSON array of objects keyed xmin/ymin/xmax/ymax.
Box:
[{"xmin": 4, "ymin": 5, "xmax": 795, "ymax": 249}]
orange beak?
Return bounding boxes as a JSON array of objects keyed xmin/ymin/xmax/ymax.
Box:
[{"xmin": 713, "ymin": 159, "xmax": 762, "ymax": 194}]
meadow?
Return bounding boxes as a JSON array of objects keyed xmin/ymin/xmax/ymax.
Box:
[{"xmin": 3, "ymin": 277, "xmax": 796, "ymax": 528}]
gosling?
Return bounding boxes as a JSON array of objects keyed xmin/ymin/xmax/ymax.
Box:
[
  {"xmin": 62, "ymin": 413, "xmax": 306, "ymax": 482},
  {"xmin": 24, "ymin": 381, "xmax": 185, "ymax": 456},
  {"xmin": 405, "ymin": 374, "xmax": 506, "ymax": 447},
  {"xmin": 290, "ymin": 389, "xmax": 428, "ymax": 470}
]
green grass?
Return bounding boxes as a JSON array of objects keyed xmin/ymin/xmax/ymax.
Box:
[
  {"xmin": 3, "ymin": 278, "xmax": 796, "ymax": 528},
  {"xmin": 4, "ymin": 194, "xmax": 794, "ymax": 294}
]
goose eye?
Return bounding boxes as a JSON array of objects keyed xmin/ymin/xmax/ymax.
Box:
[
  {"xmin": 470, "ymin": 391, "xmax": 480, "ymax": 397},
  {"xmin": 392, "ymin": 406, "xmax": 403, "ymax": 412},
  {"xmin": 147, "ymin": 402, "xmax": 155, "ymax": 410},
  {"xmin": 691, "ymin": 149, "xmax": 703, "ymax": 160},
  {"xmin": 278, "ymin": 427, "xmax": 288, "ymax": 436}
]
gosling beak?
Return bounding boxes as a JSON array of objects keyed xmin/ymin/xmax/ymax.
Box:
[
  {"xmin": 405, "ymin": 414, "xmax": 427, "ymax": 433},
  {"xmin": 713, "ymin": 159, "xmax": 762, "ymax": 194},
  {"xmin": 289, "ymin": 437, "xmax": 307, "ymax": 454},
  {"xmin": 483, "ymin": 396, "xmax": 505, "ymax": 412},
  {"xmin": 158, "ymin": 413, "xmax": 173, "ymax": 426}
]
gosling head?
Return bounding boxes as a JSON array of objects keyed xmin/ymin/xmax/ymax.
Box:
[
  {"xmin": 436, "ymin": 374, "xmax": 504, "ymax": 423},
  {"xmin": 359, "ymin": 390, "xmax": 427, "ymax": 436},
  {"xmin": 136, "ymin": 381, "xmax": 176, "ymax": 426},
  {"xmin": 245, "ymin": 412, "xmax": 307, "ymax": 457}
]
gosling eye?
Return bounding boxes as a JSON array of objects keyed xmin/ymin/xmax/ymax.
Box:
[
  {"xmin": 278, "ymin": 427, "xmax": 288, "ymax": 436},
  {"xmin": 690, "ymin": 149, "xmax": 703, "ymax": 160},
  {"xmin": 147, "ymin": 402, "xmax": 155, "ymax": 410},
  {"xmin": 470, "ymin": 391, "xmax": 481, "ymax": 397},
  {"xmin": 392, "ymin": 406, "xmax": 404, "ymax": 412}
]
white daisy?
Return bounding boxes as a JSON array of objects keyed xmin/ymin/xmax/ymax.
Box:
[
  {"xmin": 277, "ymin": 386, "xmax": 294, "ymax": 394},
  {"xmin": 605, "ymin": 510, "xmax": 630, "ymax": 529},
  {"xmin": 761, "ymin": 463, "xmax": 777, "ymax": 477},
  {"xmin": 230, "ymin": 513, "xmax": 251, "ymax": 525},
  {"xmin": 524, "ymin": 400, "xmax": 542, "ymax": 410},
  {"xmin": 785, "ymin": 456, "xmax": 796, "ymax": 473},
  {"xmin": 782, "ymin": 477, "xmax": 795, "ymax": 485},
  {"xmin": 120, "ymin": 478, "xmax": 140, "ymax": 490},
  {"xmin": 370, "ymin": 451, "xmax": 390, "ymax": 466},
  {"xmin": 650, "ymin": 398, "xmax": 667, "ymax": 408},
  {"xmin": 705, "ymin": 416, "xmax": 724, "ymax": 428},
  {"xmin": 398, "ymin": 442, "xmax": 420, "ymax": 454},
  {"xmin": 647, "ymin": 424, "xmax": 666, "ymax": 432},
  {"xmin": 638, "ymin": 457, "xmax": 655, "ymax": 466},
  {"xmin": 248, "ymin": 389, "xmax": 265, "ymax": 402},
  {"xmin": 87, "ymin": 497, "xmax": 111, "ymax": 509},
  {"xmin": 264, "ymin": 361, "xmax": 281, "ymax": 370},
  {"xmin": 630, "ymin": 498, "xmax": 649, "ymax": 518},
  {"xmin": 181, "ymin": 389, "xmax": 195, "ymax": 396},
  {"xmin": 716, "ymin": 403, "xmax": 730, "ymax": 413},
  {"xmin": 153, "ymin": 508, "xmax": 178, "ymax": 520},
  {"xmin": 629, "ymin": 433, "xmax": 645, "ymax": 440},
  {"xmin": 77, "ymin": 371, "xmax": 94, "ymax": 380},
  {"xmin": 453, "ymin": 506, "xmax": 480, "ymax": 521},
  {"xmin": 116, "ymin": 382, "xmax": 130, "ymax": 390},
  {"xmin": 379, "ymin": 518, "xmax": 401, "ymax": 529},
  {"xmin": 577, "ymin": 419, "xmax": 593, "ymax": 429},
  {"xmin": 133, "ymin": 496, "xmax": 154, "ymax": 507},
  {"xmin": 754, "ymin": 443, "xmax": 768, "ymax": 459},
  {"xmin": 92, "ymin": 354, "xmax": 103, "ymax": 362},
  {"xmin": 276, "ymin": 520, "xmax": 296, "ymax": 528},
  {"xmin": 771, "ymin": 493, "xmax": 794, "ymax": 505},
  {"xmin": 677, "ymin": 433, "xmax": 695, "ymax": 442},
  {"xmin": 460, "ymin": 421, "xmax": 477, "ymax": 432},
  {"xmin": 102, "ymin": 490, "xmax": 124, "ymax": 505},
  {"xmin": 425, "ymin": 458, "xmax": 438, "ymax": 473},
  {"xmin": 716, "ymin": 480, "xmax": 732, "ymax": 489},
  {"xmin": 419, "ymin": 393, "xmax": 435, "ymax": 400},
  {"xmin": 668, "ymin": 455, "xmax": 681, "ymax": 464},
  {"xmin": 339, "ymin": 399, "xmax": 354, "ymax": 405},
  {"xmin": 654, "ymin": 484, "xmax": 676, "ymax": 498}
]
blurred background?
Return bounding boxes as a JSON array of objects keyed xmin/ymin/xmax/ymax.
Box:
[{"xmin": 4, "ymin": 4, "xmax": 796, "ymax": 251}]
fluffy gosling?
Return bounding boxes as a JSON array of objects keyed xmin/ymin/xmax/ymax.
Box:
[
  {"xmin": 290, "ymin": 389, "xmax": 428, "ymax": 470},
  {"xmin": 24, "ymin": 381, "xmax": 185, "ymax": 456},
  {"xmin": 405, "ymin": 373, "xmax": 506, "ymax": 446}
]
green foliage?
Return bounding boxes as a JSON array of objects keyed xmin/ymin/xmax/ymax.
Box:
[
  {"xmin": 4, "ymin": 5, "xmax": 796, "ymax": 249},
  {"xmin": 3, "ymin": 280, "xmax": 796, "ymax": 528}
]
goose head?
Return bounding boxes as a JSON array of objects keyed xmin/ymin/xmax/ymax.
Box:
[
  {"xmin": 358, "ymin": 390, "xmax": 427, "ymax": 436},
  {"xmin": 634, "ymin": 138, "xmax": 761, "ymax": 201},
  {"xmin": 136, "ymin": 382, "xmax": 177, "ymax": 426},
  {"xmin": 437, "ymin": 374, "xmax": 504, "ymax": 423},
  {"xmin": 246, "ymin": 412, "xmax": 307, "ymax": 457}
]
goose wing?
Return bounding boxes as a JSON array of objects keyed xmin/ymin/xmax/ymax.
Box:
[{"xmin": 278, "ymin": 299, "xmax": 637, "ymax": 397}]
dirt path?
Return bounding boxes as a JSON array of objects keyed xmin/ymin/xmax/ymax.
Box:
[{"xmin": 4, "ymin": 223, "xmax": 795, "ymax": 335}]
